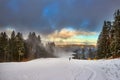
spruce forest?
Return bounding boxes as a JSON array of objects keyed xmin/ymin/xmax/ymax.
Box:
[
  {"xmin": 97, "ymin": 10, "xmax": 120, "ymax": 59},
  {"xmin": 0, "ymin": 31, "xmax": 55, "ymax": 62}
]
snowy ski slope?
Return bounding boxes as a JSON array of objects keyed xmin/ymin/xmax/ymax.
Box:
[{"xmin": 0, "ymin": 58, "xmax": 120, "ymax": 80}]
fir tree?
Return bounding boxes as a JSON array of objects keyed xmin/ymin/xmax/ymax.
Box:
[
  {"xmin": 15, "ymin": 32, "xmax": 25, "ymax": 61},
  {"xmin": 38, "ymin": 35, "xmax": 41, "ymax": 43},
  {"xmin": 88, "ymin": 48, "xmax": 93, "ymax": 59},
  {"xmin": 0, "ymin": 32, "xmax": 9, "ymax": 61},
  {"xmin": 97, "ymin": 21, "xmax": 111, "ymax": 58},
  {"xmin": 111, "ymin": 10, "xmax": 120, "ymax": 58},
  {"xmin": 3, "ymin": 32, "xmax": 9, "ymax": 61},
  {"xmin": 0, "ymin": 32, "xmax": 4, "ymax": 61},
  {"xmin": 81, "ymin": 48, "xmax": 85, "ymax": 59},
  {"xmin": 9, "ymin": 31, "xmax": 16, "ymax": 61}
]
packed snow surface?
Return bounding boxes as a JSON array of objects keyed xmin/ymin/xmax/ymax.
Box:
[{"xmin": 0, "ymin": 58, "xmax": 120, "ymax": 80}]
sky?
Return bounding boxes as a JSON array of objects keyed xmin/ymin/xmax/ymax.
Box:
[{"xmin": 0, "ymin": 0, "xmax": 120, "ymax": 45}]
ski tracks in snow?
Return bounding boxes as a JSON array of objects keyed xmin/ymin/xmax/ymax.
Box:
[
  {"xmin": 70, "ymin": 61, "xmax": 106, "ymax": 80},
  {"xmin": 85, "ymin": 67, "xmax": 96, "ymax": 80},
  {"xmin": 73, "ymin": 67, "xmax": 96, "ymax": 80}
]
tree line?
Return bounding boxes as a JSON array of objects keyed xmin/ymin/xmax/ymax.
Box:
[
  {"xmin": 0, "ymin": 31, "xmax": 55, "ymax": 62},
  {"xmin": 97, "ymin": 9, "xmax": 120, "ymax": 59},
  {"xmin": 72, "ymin": 47, "xmax": 96, "ymax": 60}
]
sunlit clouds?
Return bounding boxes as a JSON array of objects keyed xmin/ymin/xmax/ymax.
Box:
[{"xmin": 47, "ymin": 28, "xmax": 98, "ymax": 45}]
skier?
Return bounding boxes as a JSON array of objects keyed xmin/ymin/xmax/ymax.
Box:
[{"xmin": 69, "ymin": 57, "xmax": 71, "ymax": 61}]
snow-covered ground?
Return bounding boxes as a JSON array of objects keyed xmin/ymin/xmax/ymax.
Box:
[{"xmin": 0, "ymin": 58, "xmax": 120, "ymax": 80}]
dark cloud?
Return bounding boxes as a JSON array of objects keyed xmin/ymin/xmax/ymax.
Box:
[{"xmin": 0, "ymin": 0, "xmax": 120, "ymax": 34}]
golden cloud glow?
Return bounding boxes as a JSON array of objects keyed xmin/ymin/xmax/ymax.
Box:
[
  {"xmin": 48, "ymin": 28, "xmax": 96, "ymax": 39},
  {"xmin": 46, "ymin": 28, "xmax": 98, "ymax": 45}
]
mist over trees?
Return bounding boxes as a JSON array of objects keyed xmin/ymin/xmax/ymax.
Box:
[
  {"xmin": 72, "ymin": 46, "xmax": 96, "ymax": 60},
  {"xmin": 97, "ymin": 9, "xmax": 120, "ymax": 59},
  {"xmin": 0, "ymin": 31, "xmax": 55, "ymax": 62}
]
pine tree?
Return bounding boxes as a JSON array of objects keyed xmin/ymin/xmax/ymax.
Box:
[
  {"xmin": 88, "ymin": 48, "xmax": 93, "ymax": 59},
  {"xmin": 38, "ymin": 35, "xmax": 41, "ymax": 43},
  {"xmin": 9, "ymin": 31, "xmax": 16, "ymax": 61},
  {"xmin": 97, "ymin": 21, "xmax": 111, "ymax": 58},
  {"xmin": 15, "ymin": 32, "xmax": 25, "ymax": 61},
  {"xmin": 3, "ymin": 32, "xmax": 9, "ymax": 61},
  {"xmin": 27, "ymin": 32, "xmax": 37, "ymax": 59},
  {"xmin": 0, "ymin": 32, "xmax": 4, "ymax": 61},
  {"xmin": 0, "ymin": 32, "xmax": 9, "ymax": 61},
  {"xmin": 46, "ymin": 42, "xmax": 55, "ymax": 54},
  {"xmin": 81, "ymin": 48, "xmax": 85, "ymax": 59},
  {"xmin": 110, "ymin": 9, "xmax": 120, "ymax": 58},
  {"xmin": 105, "ymin": 21, "xmax": 111, "ymax": 58}
]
